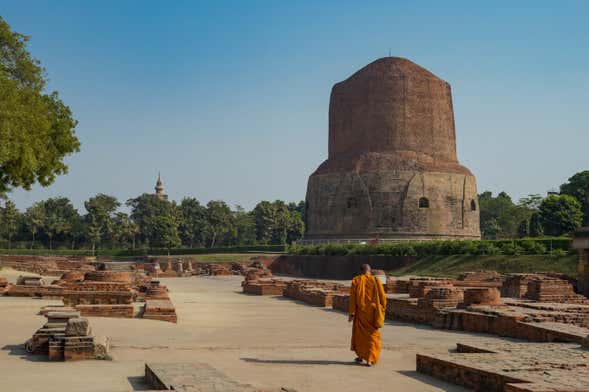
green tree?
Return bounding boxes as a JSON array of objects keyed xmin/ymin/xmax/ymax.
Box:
[
  {"xmin": 253, "ymin": 200, "xmax": 305, "ymax": 245},
  {"xmin": 84, "ymin": 194, "xmax": 120, "ymax": 250},
  {"xmin": 206, "ymin": 200, "xmax": 234, "ymax": 247},
  {"xmin": 479, "ymin": 191, "xmax": 532, "ymax": 238},
  {"xmin": 0, "ymin": 16, "xmax": 79, "ymax": 195},
  {"xmin": 24, "ymin": 203, "xmax": 45, "ymax": 248},
  {"xmin": 149, "ymin": 214, "xmax": 180, "ymax": 251},
  {"xmin": 1, "ymin": 200, "xmax": 20, "ymax": 248},
  {"xmin": 234, "ymin": 205, "xmax": 256, "ymax": 245},
  {"xmin": 127, "ymin": 194, "xmax": 178, "ymax": 248},
  {"xmin": 517, "ymin": 218, "xmax": 530, "ymax": 238},
  {"xmin": 538, "ymin": 194, "xmax": 583, "ymax": 236},
  {"xmin": 113, "ymin": 212, "xmax": 139, "ymax": 249},
  {"xmin": 560, "ymin": 171, "xmax": 589, "ymax": 225},
  {"xmin": 69, "ymin": 215, "xmax": 85, "ymax": 250},
  {"xmin": 529, "ymin": 212, "xmax": 544, "ymax": 237},
  {"xmin": 178, "ymin": 198, "xmax": 208, "ymax": 247},
  {"xmin": 40, "ymin": 197, "xmax": 78, "ymax": 249}
]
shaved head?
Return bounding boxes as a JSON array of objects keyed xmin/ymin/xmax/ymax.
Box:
[{"xmin": 361, "ymin": 264, "xmax": 371, "ymax": 274}]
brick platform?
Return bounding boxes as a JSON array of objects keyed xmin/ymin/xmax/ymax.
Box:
[
  {"xmin": 242, "ymin": 279, "xmax": 286, "ymax": 296},
  {"xmin": 283, "ymin": 280, "xmax": 348, "ymax": 307},
  {"xmin": 417, "ymin": 341, "xmax": 589, "ymax": 392},
  {"xmin": 144, "ymin": 362, "xmax": 296, "ymax": 391},
  {"xmin": 143, "ymin": 300, "xmax": 177, "ymax": 323}
]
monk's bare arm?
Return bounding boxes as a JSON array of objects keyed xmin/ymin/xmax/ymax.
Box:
[{"xmin": 348, "ymin": 279, "xmax": 356, "ymax": 322}]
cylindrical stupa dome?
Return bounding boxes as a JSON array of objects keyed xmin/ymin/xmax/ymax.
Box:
[
  {"xmin": 303, "ymin": 57, "xmax": 480, "ymax": 243},
  {"xmin": 329, "ymin": 57, "xmax": 457, "ymax": 164}
]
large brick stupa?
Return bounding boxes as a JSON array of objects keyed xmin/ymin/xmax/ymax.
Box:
[{"xmin": 303, "ymin": 57, "xmax": 481, "ymax": 243}]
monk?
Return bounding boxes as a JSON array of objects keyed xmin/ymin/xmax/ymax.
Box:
[{"xmin": 348, "ymin": 264, "xmax": 386, "ymax": 366}]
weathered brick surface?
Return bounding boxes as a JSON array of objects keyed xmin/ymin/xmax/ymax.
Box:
[
  {"xmin": 524, "ymin": 278, "xmax": 588, "ymax": 304},
  {"xmin": 461, "ymin": 287, "xmax": 501, "ymax": 306},
  {"xmin": 384, "ymin": 277, "xmax": 409, "ymax": 294},
  {"xmin": 0, "ymin": 254, "xmax": 94, "ymax": 276},
  {"xmin": 304, "ymin": 57, "xmax": 480, "ymax": 242},
  {"xmin": 283, "ymin": 280, "xmax": 348, "ymax": 307},
  {"xmin": 332, "ymin": 293, "xmax": 350, "ymax": 312},
  {"xmin": 26, "ymin": 310, "xmax": 110, "ymax": 362},
  {"xmin": 84, "ymin": 271, "xmax": 133, "ymax": 283},
  {"xmin": 4, "ymin": 284, "xmax": 64, "ymax": 298},
  {"xmin": 408, "ymin": 278, "xmax": 453, "ymax": 298},
  {"xmin": 143, "ymin": 300, "xmax": 177, "ymax": 323},
  {"xmin": 75, "ymin": 304, "xmax": 134, "ymax": 318},
  {"xmin": 417, "ymin": 341, "xmax": 589, "ymax": 392},
  {"xmin": 242, "ymin": 279, "xmax": 286, "ymax": 296}
]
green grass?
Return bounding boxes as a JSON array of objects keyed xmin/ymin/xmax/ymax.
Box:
[{"xmin": 389, "ymin": 254, "xmax": 579, "ymax": 278}]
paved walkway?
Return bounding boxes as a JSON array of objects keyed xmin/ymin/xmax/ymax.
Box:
[{"xmin": 0, "ymin": 275, "xmax": 514, "ymax": 391}]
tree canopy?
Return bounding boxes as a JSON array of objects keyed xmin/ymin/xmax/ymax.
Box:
[
  {"xmin": 538, "ymin": 194, "xmax": 583, "ymax": 236},
  {"xmin": 0, "ymin": 16, "xmax": 79, "ymax": 195},
  {"xmin": 560, "ymin": 170, "xmax": 589, "ymax": 225}
]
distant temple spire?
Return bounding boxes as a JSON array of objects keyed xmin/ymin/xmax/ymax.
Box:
[{"xmin": 154, "ymin": 172, "xmax": 168, "ymax": 201}]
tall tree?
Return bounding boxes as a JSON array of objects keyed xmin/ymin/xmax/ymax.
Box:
[
  {"xmin": 84, "ymin": 194, "xmax": 120, "ymax": 250},
  {"xmin": 253, "ymin": 200, "xmax": 305, "ymax": 245},
  {"xmin": 127, "ymin": 194, "xmax": 178, "ymax": 248},
  {"xmin": 149, "ymin": 215, "xmax": 181, "ymax": 251},
  {"xmin": 40, "ymin": 197, "xmax": 78, "ymax": 250},
  {"xmin": 113, "ymin": 212, "xmax": 139, "ymax": 249},
  {"xmin": 234, "ymin": 205, "xmax": 256, "ymax": 245},
  {"xmin": 478, "ymin": 191, "xmax": 532, "ymax": 238},
  {"xmin": 529, "ymin": 212, "xmax": 544, "ymax": 237},
  {"xmin": 560, "ymin": 171, "xmax": 589, "ymax": 225},
  {"xmin": 206, "ymin": 200, "xmax": 234, "ymax": 247},
  {"xmin": 178, "ymin": 198, "xmax": 208, "ymax": 247},
  {"xmin": 1, "ymin": 200, "xmax": 20, "ymax": 248},
  {"xmin": 538, "ymin": 194, "xmax": 583, "ymax": 236},
  {"xmin": 0, "ymin": 16, "xmax": 79, "ymax": 195},
  {"xmin": 24, "ymin": 203, "xmax": 45, "ymax": 248}
]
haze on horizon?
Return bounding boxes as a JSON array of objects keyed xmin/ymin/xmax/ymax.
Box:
[{"xmin": 3, "ymin": 1, "xmax": 588, "ymax": 212}]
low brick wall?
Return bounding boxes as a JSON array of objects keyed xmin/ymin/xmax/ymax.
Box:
[
  {"xmin": 143, "ymin": 300, "xmax": 177, "ymax": 323},
  {"xmin": 0, "ymin": 254, "xmax": 93, "ymax": 276},
  {"xmin": 4, "ymin": 284, "xmax": 64, "ymax": 298},
  {"xmin": 242, "ymin": 280, "xmax": 286, "ymax": 296}
]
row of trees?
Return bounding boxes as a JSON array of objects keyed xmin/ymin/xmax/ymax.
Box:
[
  {"xmin": 480, "ymin": 171, "xmax": 589, "ymax": 239},
  {"xmin": 0, "ymin": 195, "xmax": 304, "ymax": 250}
]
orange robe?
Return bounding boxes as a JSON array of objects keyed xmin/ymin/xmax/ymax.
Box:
[{"xmin": 349, "ymin": 273, "xmax": 387, "ymax": 364}]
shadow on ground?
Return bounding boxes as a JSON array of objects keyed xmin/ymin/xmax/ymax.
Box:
[
  {"xmin": 397, "ymin": 370, "xmax": 466, "ymax": 392},
  {"xmin": 2, "ymin": 344, "xmax": 48, "ymax": 362},
  {"xmin": 241, "ymin": 357, "xmax": 357, "ymax": 366},
  {"xmin": 127, "ymin": 376, "xmax": 152, "ymax": 391}
]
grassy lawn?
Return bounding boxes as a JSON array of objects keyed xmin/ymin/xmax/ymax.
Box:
[{"xmin": 390, "ymin": 254, "xmax": 579, "ymax": 277}]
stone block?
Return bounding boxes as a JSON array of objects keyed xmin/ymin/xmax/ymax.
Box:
[{"xmin": 65, "ymin": 317, "xmax": 91, "ymax": 336}]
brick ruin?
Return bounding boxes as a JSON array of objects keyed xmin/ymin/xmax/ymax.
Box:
[
  {"xmin": 242, "ymin": 269, "xmax": 589, "ymax": 391},
  {"xmin": 25, "ymin": 310, "xmax": 110, "ymax": 361},
  {"xmin": 0, "ymin": 254, "xmax": 94, "ymax": 276},
  {"xmin": 144, "ymin": 362, "xmax": 298, "ymax": 392},
  {"xmin": 1, "ymin": 255, "xmax": 178, "ymax": 324},
  {"xmin": 417, "ymin": 341, "xmax": 589, "ymax": 392}
]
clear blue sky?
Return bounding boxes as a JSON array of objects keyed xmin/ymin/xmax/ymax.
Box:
[{"xmin": 3, "ymin": 1, "xmax": 589, "ymax": 212}]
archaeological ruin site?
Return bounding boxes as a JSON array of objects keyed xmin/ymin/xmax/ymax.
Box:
[
  {"xmin": 1, "ymin": 57, "xmax": 588, "ymax": 392},
  {"xmin": 2, "ymin": 245, "xmax": 589, "ymax": 392}
]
